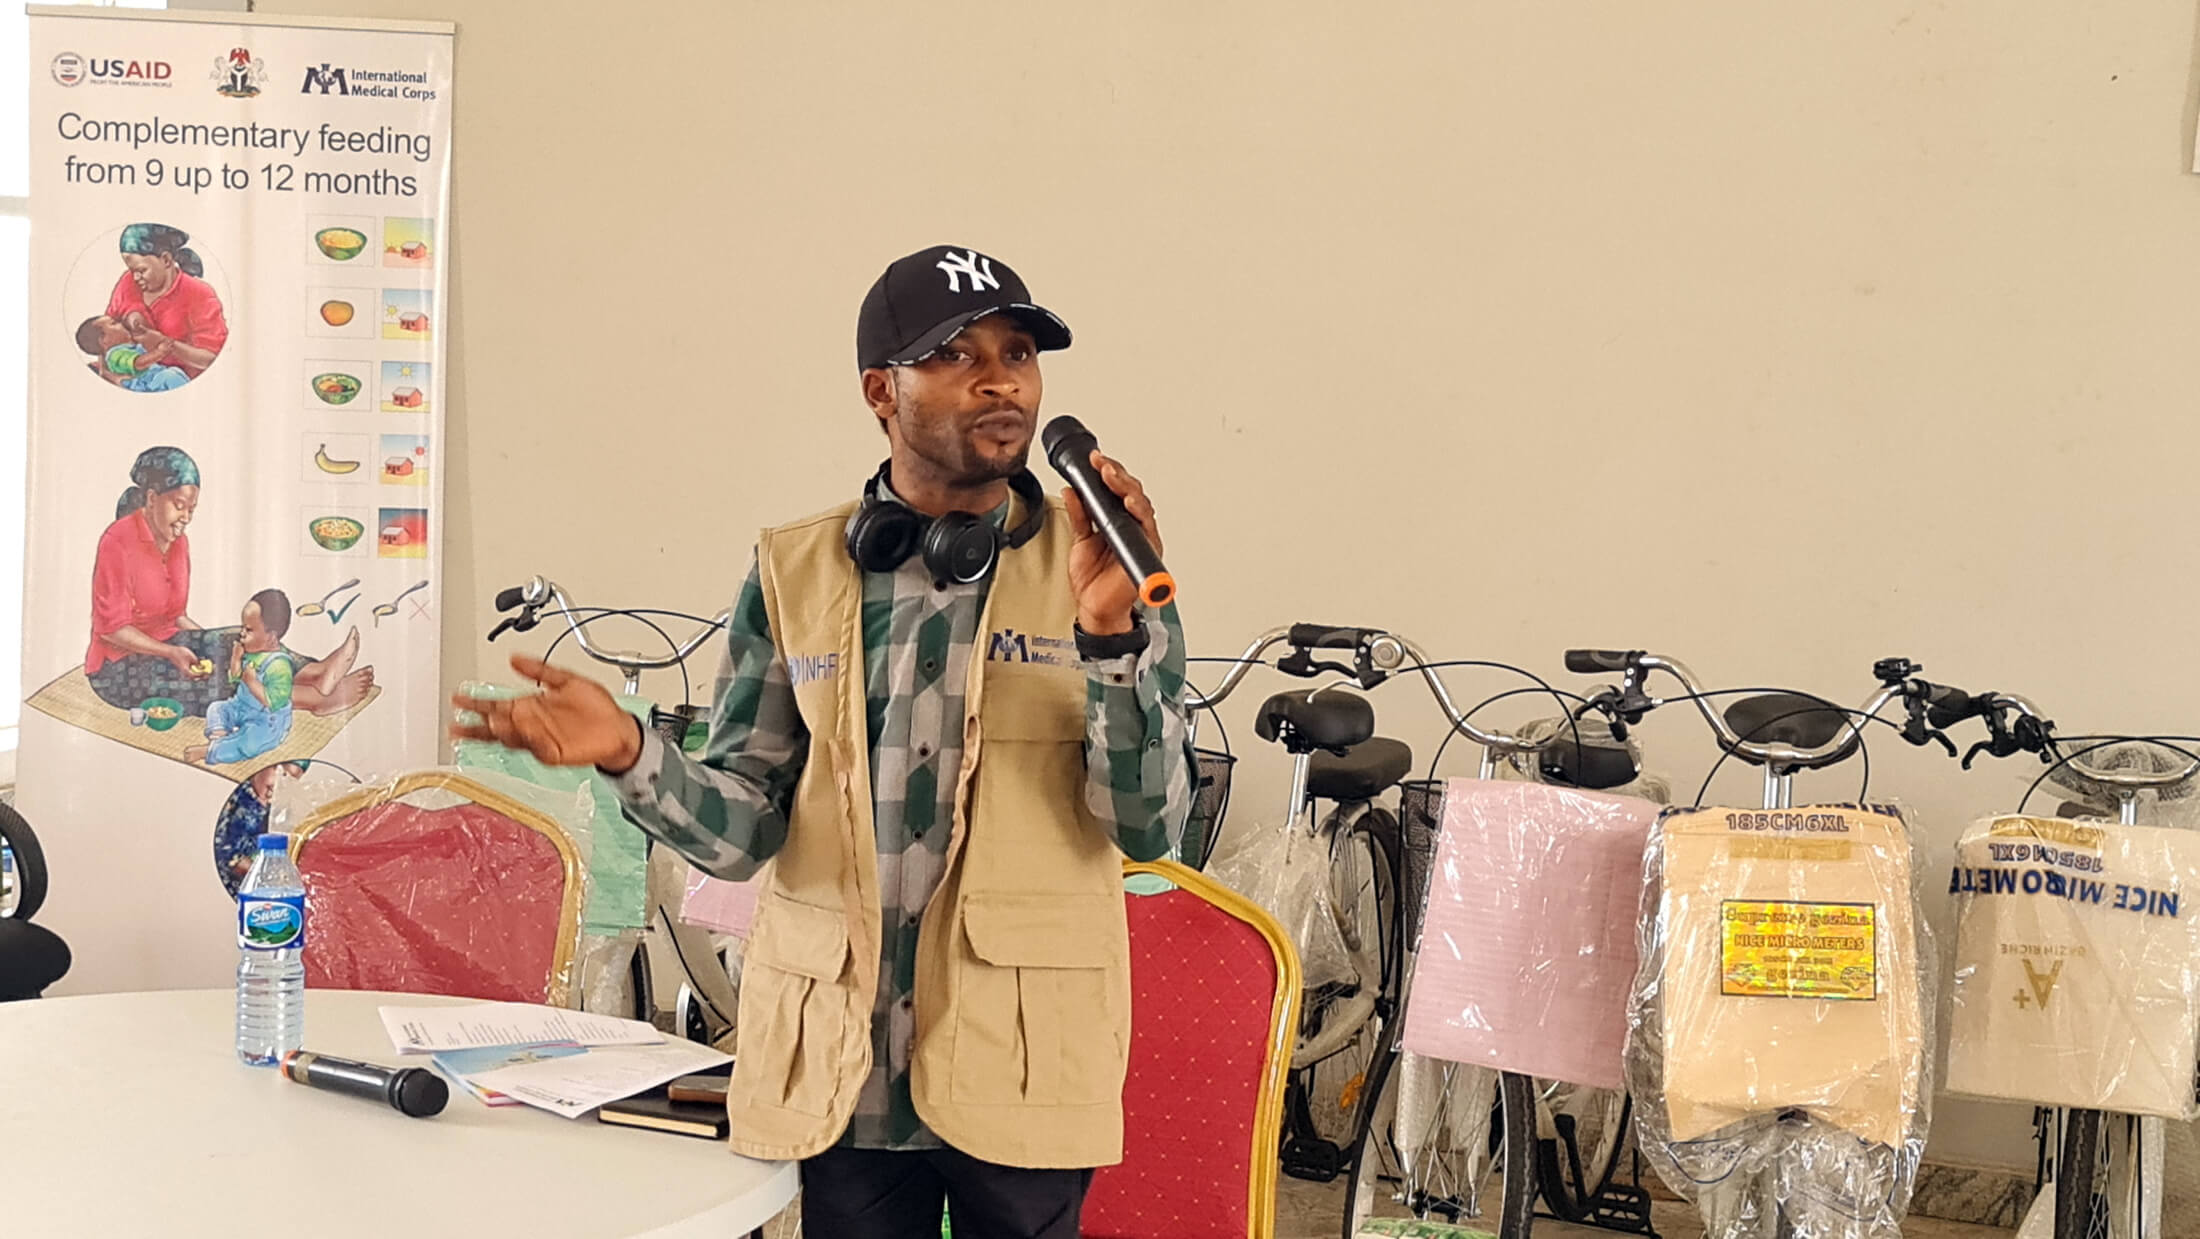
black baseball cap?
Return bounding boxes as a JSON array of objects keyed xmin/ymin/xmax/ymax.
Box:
[{"xmin": 856, "ymin": 245, "xmax": 1072, "ymax": 371}]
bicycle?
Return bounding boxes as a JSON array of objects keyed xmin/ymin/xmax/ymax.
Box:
[
  {"xmin": 1191, "ymin": 624, "xmax": 1641, "ymax": 1239},
  {"xmin": 1391, "ymin": 708, "xmax": 1666, "ymax": 1239},
  {"xmin": 1562, "ymin": 648, "xmax": 1969, "ymax": 1239},
  {"xmin": 1929, "ymin": 687, "xmax": 2200, "ymax": 1239},
  {"xmin": 485, "ymin": 576, "xmax": 739, "ymax": 1044}
]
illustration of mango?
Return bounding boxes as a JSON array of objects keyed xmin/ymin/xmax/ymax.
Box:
[
  {"xmin": 320, "ymin": 300, "xmax": 355, "ymax": 327},
  {"xmin": 315, "ymin": 444, "xmax": 361, "ymax": 475}
]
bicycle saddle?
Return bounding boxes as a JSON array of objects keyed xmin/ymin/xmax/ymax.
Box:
[
  {"xmin": 1722, "ymin": 693, "xmax": 1858, "ymax": 763},
  {"xmin": 1538, "ymin": 736, "xmax": 1639, "ymax": 791},
  {"xmin": 1308, "ymin": 737, "xmax": 1414, "ymax": 802},
  {"xmin": 1255, "ymin": 689, "xmax": 1375, "ymax": 755}
]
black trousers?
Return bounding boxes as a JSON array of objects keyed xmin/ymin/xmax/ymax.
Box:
[{"xmin": 798, "ymin": 1144, "xmax": 1093, "ymax": 1239}]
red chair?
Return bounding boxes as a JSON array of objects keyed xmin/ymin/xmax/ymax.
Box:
[
  {"xmin": 1084, "ymin": 860, "xmax": 1300, "ymax": 1239},
  {"xmin": 291, "ymin": 772, "xmax": 585, "ymax": 1005}
]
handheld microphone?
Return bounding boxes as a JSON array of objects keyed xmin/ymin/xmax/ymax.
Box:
[
  {"xmin": 281, "ymin": 1050, "xmax": 449, "ymax": 1118},
  {"xmin": 1040, "ymin": 416, "xmax": 1175, "ymax": 608}
]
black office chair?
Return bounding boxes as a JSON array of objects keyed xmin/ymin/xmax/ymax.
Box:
[{"xmin": 0, "ymin": 802, "xmax": 71, "ymax": 1000}]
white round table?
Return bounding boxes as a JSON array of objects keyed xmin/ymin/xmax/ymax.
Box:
[{"xmin": 0, "ymin": 989, "xmax": 797, "ymax": 1237}]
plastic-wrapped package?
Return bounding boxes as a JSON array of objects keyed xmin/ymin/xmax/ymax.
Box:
[
  {"xmin": 1626, "ymin": 802, "xmax": 1934, "ymax": 1239},
  {"xmin": 683, "ymin": 866, "xmax": 762, "ymax": 937},
  {"xmin": 1402, "ymin": 777, "xmax": 1662, "ymax": 1088},
  {"xmin": 274, "ymin": 768, "xmax": 594, "ymax": 1007},
  {"xmin": 1945, "ymin": 813, "xmax": 2200, "ymax": 1118},
  {"xmin": 1207, "ymin": 815, "xmax": 1357, "ymax": 998},
  {"xmin": 452, "ymin": 680, "xmax": 651, "ymax": 934}
]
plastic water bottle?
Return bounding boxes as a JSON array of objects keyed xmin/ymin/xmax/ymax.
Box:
[{"xmin": 235, "ymin": 834, "xmax": 306, "ymax": 1066}]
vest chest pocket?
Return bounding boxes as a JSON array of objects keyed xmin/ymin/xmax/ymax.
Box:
[
  {"xmin": 950, "ymin": 892, "xmax": 1122, "ymax": 1107},
  {"xmin": 733, "ymin": 895, "xmax": 850, "ymax": 1118}
]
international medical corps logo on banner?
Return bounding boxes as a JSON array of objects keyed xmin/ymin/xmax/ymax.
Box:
[
  {"xmin": 302, "ymin": 64, "xmax": 350, "ymax": 95},
  {"xmin": 52, "ymin": 52, "xmax": 87, "ymax": 86},
  {"xmin": 212, "ymin": 47, "xmax": 267, "ymax": 98}
]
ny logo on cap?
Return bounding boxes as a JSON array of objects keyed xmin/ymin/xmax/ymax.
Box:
[{"xmin": 937, "ymin": 250, "xmax": 1000, "ymax": 294}]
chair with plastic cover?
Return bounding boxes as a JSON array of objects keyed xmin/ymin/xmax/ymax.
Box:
[{"xmin": 290, "ymin": 771, "xmax": 587, "ymax": 1005}]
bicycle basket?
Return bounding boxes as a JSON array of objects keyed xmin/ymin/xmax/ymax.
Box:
[
  {"xmin": 1397, "ymin": 778, "xmax": 1444, "ymax": 950},
  {"xmin": 1183, "ymin": 748, "xmax": 1235, "ymax": 870}
]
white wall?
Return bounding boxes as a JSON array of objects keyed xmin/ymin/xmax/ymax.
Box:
[{"xmin": 100, "ymin": 0, "xmax": 2200, "ymax": 1169}]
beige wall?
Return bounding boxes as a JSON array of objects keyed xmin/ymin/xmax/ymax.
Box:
[{"xmin": 272, "ymin": 0, "xmax": 2200, "ymax": 1171}]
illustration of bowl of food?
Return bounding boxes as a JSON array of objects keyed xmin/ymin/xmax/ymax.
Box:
[
  {"xmin": 310, "ymin": 515, "xmax": 365, "ymax": 551},
  {"xmin": 314, "ymin": 444, "xmax": 362, "ymax": 475},
  {"xmin": 312, "ymin": 372, "xmax": 362, "ymax": 405},
  {"xmin": 315, "ymin": 228, "xmax": 368, "ymax": 261},
  {"xmin": 139, "ymin": 697, "xmax": 184, "ymax": 731},
  {"xmin": 320, "ymin": 300, "xmax": 356, "ymax": 327}
]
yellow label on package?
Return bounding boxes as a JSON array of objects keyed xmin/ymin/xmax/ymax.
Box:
[{"xmin": 1719, "ymin": 900, "xmax": 1877, "ymax": 1000}]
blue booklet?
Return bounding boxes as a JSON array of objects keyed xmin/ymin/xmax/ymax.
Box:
[{"xmin": 431, "ymin": 1041, "xmax": 588, "ymax": 1107}]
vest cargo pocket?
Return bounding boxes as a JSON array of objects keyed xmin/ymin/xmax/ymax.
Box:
[
  {"xmin": 951, "ymin": 892, "xmax": 1122, "ymax": 1106},
  {"xmin": 732, "ymin": 896, "xmax": 850, "ymax": 1118}
]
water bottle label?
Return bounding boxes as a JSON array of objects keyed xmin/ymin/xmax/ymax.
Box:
[{"xmin": 239, "ymin": 895, "xmax": 306, "ymax": 950}]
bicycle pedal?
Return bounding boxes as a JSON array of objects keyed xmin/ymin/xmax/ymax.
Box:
[
  {"xmin": 1280, "ymin": 1138, "xmax": 1345, "ymax": 1183},
  {"xmin": 1584, "ymin": 1182, "xmax": 1657, "ymax": 1234}
]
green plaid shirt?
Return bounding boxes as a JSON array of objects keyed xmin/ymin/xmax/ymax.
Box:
[{"xmin": 612, "ymin": 496, "xmax": 1193, "ymax": 1150}]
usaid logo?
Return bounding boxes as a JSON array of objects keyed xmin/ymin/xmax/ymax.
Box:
[
  {"xmin": 58, "ymin": 54, "xmax": 174, "ymax": 88},
  {"xmin": 302, "ymin": 63, "xmax": 348, "ymax": 95}
]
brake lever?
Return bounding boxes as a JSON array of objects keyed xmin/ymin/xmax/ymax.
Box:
[
  {"xmin": 1899, "ymin": 691, "xmax": 1959, "ymax": 757},
  {"xmin": 1278, "ymin": 649, "xmax": 1353, "ymax": 680},
  {"xmin": 486, "ymin": 616, "xmax": 520, "ymax": 642}
]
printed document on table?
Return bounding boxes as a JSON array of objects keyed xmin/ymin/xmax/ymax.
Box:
[
  {"xmin": 466, "ymin": 1039, "xmax": 733, "ymax": 1118},
  {"xmin": 379, "ymin": 1002, "xmax": 665, "ymax": 1054}
]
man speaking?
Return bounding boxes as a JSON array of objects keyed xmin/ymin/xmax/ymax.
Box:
[{"xmin": 454, "ymin": 244, "xmax": 1193, "ymax": 1238}]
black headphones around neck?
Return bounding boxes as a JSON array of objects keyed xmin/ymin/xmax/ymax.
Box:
[{"xmin": 843, "ymin": 462, "xmax": 1046, "ymax": 586}]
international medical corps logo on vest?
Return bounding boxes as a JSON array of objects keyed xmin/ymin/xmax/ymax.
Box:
[
  {"xmin": 936, "ymin": 250, "xmax": 1000, "ymax": 295},
  {"xmin": 987, "ymin": 628, "xmax": 1075, "ymax": 667}
]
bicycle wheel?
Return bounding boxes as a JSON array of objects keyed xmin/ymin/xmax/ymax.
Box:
[
  {"xmin": 1534, "ymin": 1080, "xmax": 1632, "ymax": 1223},
  {"xmin": 1283, "ymin": 805, "xmax": 1402, "ymax": 1185},
  {"xmin": 2056, "ymin": 1107, "xmax": 2109, "ymax": 1239},
  {"xmin": 1368, "ymin": 1054, "xmax": 1537, "ymax": 1238}
]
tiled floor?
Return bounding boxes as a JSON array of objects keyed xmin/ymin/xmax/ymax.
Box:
[{"xmin": 1274, "ymin": 1176, "xmax": 2016, "ymax": 1238}]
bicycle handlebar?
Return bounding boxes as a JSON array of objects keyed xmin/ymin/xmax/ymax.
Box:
[
  {"xmin": 487, "ymin": 575, "xmax": 727, "ymax": 675},
  {"xmin": 1189, "ymin": 625, "xmax": 1552, "ymax": 753},
  {"xmin": 1950, "ymin": 690, "xmax": 2200, "ymax": 791},
  {"xmin": 1565, "ymin": 648, "xmax": 1908, "ymax": 768},
  {"xmin": 1564, "ymin": 648, "xmax": 1635, "ymax": 675},
  {"xmin": 1288, "ymin": 623, "xmax": 1371, "ymax": 651}
]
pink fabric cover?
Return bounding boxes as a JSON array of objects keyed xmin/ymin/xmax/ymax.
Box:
[
  {"xmin": 680, "ymin": 870, "xmax": 761, "ymax": 937},
  {"xmin": 1400, "ymin": 777, "xmax": 1658, "ymax": 1088}
]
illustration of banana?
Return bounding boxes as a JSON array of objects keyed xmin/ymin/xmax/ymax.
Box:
[{"xmin": 315, "ymin": 444, "xmax": 362, "ymax": 474}]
